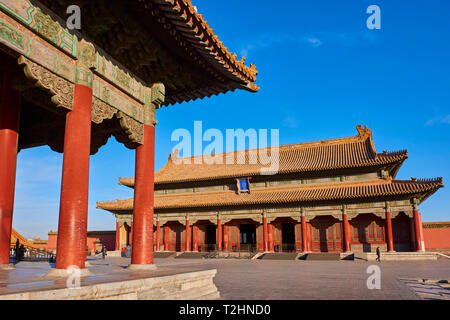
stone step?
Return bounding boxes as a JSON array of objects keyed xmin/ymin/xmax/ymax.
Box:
[
  {"xmin": 301, "ymin": 253, "xmax": 342, "ymax": 261},
  {"xmin": 258, "ymin": 253, "xmax": 298, "ymax": 260},
  {"xmin": 174, "ymin": 252, "xmax": 208, "ymax": 259},
  {"xmin": 154, "ymin": 252, "xmax": 176, "ymax": 258}
]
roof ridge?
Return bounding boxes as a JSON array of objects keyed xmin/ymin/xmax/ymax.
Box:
[
  {"xmin": 171, "ymin": 125, "xmax": 374, "ymax": 162},
  {"xmin": 402, "ymin": 177, "xmax": 444, "ymax": 185},
  {"xmin": 378, "ymin": 149, "xmax": 408, "ymax": 157}
]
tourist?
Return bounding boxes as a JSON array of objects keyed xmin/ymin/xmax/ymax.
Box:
[
  {"xmin": 15, "ymin": 239, "xmax": 20, "ymax": 260},
  {"xmin": 18, "ymin": 244, "xmax": 25, "ymax": 261},
  {"xmin": 102, "ymin": 245, "xmax": 107, "ymax": 260},
  {"xmin": 376, "ymin": 247, "xmax": 381, "ymax": 262}
]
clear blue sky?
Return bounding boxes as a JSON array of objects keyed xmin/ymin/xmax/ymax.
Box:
[{"xmin": 13, "ymin": 0, "xmax": 450, "ymax": 239}]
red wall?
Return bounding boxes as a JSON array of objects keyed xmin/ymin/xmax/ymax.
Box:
[
  {"xmin": 45, "ymin": 231, "xmax": 115, "ymax": 253},
  {"xmin": 47, "ymin": 233, "xmax": 58, "ymax": 252},
  {"xmin": 423, "ymin": 227, "xmax": 450, "ymax": 250}
]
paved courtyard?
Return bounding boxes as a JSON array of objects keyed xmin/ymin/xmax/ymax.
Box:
[
  {"xmin": 1, "ymin": 257, "xmax": 449, "ymax": 300},
  {"xmin": 152, "ymin": 258, "xmax": 450, "ymax": 300}
]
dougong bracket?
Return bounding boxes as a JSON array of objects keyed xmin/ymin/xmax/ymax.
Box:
[{"xmin": 144, "ymin": 83, "xmax": 165, "ymax": 126}]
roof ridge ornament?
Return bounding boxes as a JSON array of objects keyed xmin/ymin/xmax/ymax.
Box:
[
  {"xmin": 356, "ymin": 125, "xmax": 372, "ymax": 139},
  {"xmin": 169, "ymin": 149, "xmax": 180, "ymax": 162}
]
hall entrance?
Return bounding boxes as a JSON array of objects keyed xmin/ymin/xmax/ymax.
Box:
[
  {"xmin": 281, "ymin": 223, "xmax": 296, "ymax": 252},
  {"xmin": 205, "ymin": 225, "xmax": 217, "ymax": 251},
  {"xmin": 240, "ymin": 224, "xmax": 256, "ymax": 252}
]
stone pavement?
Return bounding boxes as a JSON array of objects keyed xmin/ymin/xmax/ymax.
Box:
[
  {"xmin": 1, "ymin": 257, "xmax": 449, "ymax": 299},
  {"xmin": 399, "ymin": 278, "xmax": 450, "ymax": 300},
  {"xmin": 151, "ymin": 257, "xmax": 450, "ymax": 300}
]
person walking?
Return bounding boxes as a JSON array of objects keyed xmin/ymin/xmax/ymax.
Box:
[
  {"xmin": 18, "ymin": 244, "xmax": 25, "ymax": 261},
  {"xmin": 376, "ymin": 246, "xmax": 381, "ymax": 262},
  {"xmin": 15, "ymin": 239, "xmax": 20, "ymax": 261},
  {"xmin": 102, "ymin": 245, "xmax": 107, "ymax": 260}
]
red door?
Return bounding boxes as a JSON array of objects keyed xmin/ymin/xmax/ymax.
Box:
[{"xmin": 311, "ymin": 217, "xmax": 343, "ymax": 252}]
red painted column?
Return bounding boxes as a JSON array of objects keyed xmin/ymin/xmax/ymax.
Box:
[
  {"xmin": 131, "ymin": 124, "xmax": 155, "ymax": 265},
  {"xmin": 164, "ymin": 225, "xmax": 169, "ymax": 251},
  {"xmin": 192, "ymin": 224, "xmax": 198, "ymax": 252},
  {"xmin": 342, "ymin": 213, "xmax": 351, "ymax": 252},
  {"xmin": 185, "ymin": 220, "xmax": 191, "ymax": 252},
  {"xmin": 115, "ymin": 222, "xmax": 120, "ymax": 251},
  {"xmin": 409, "ymin": 218, "xmax": 416, "ymax": 251},
  {"xmin": 306, "ymin": 222, "xmax": 312, "ymax": 252},
  {"xmin": 301, "ymin": 216, "xmax": 308, "ymax": 252},
  {"xmin": 156, "ymin": 220, "xmax": 161, "ymax": 252},
  {"xmin": 295, "ymin": 224, "xmax": 302, "ymax": 253},
  {"xmin": 217, "ymin": 219, "xmax": 222, "ymax": 251},
  {"xmin": 223, "ymin": 225, "xmax": 229, "ymax": 252},
  {"xmin": 385, "ymin": 211, "xmax": 394, "ymax": 252},
  {"xmin": 413, "ymin": 209, "xmax": 425, "ymax": 251},
  {"xmin": 263, "ymin": 217, "xmax": 268, "ymax": 251},
  {"xmin": 129, "ymin": 222, "xmax": 133, "ymax": 246},
  {"xmin": 55, "ymin": 84, "xmax": 92, "ymax": 270},
  {"xmin": 0, "ymin": 65, "xmax": 21, "ymax": 266},
  {"xmin": 268, "ymin": 223, "xmax": 274, "ymax": 252}
]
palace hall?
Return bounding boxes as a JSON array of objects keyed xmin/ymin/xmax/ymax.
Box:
[
  {"xmin": 97, "ymin": 125, "xmax": 444, "ymax": 254},
  {"xmin": 0, "ymin": 0, "xmax": 258, "ymax": 270}
]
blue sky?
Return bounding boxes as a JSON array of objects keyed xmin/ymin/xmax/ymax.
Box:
[{"xmin": 13, "ymin": 0, "xmax": 450, "ymax": 239}]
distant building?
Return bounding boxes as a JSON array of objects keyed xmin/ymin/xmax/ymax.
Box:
[
  {"xmin": 98, "ymin": 126, "xmax": 444, "ymax": 254},
  {"xmin": 11, "ymin": 230, "xmax": 116, "ymax": 254}
]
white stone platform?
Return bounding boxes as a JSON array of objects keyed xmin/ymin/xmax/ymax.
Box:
[
  {"xmin": 362, "ymin": 252, "xmax": 440, "ymax": 261},
  {"xmin": 0, "ymin": 258, "xmax": 220, "ymax": 300}
]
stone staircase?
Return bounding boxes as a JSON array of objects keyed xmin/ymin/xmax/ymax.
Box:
[
  {"xmin": 154, "ymin": 252, "xmax": 176, "ymax": 258},
  {"xmin": 301, "ymin": 253, "xmax": 342, "ymax": 261},
  {"xmin": 174, "ymin": 252, "xmax": 209, "ymax": 259},
  {"xmin": 258, "ymin": 252, "xmax": 298, "ymax": 260}
]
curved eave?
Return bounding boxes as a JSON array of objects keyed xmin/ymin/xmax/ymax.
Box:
[
  {"xmin": 98, "ymin": 178, "xmax": 443, "ymax": 212},
  {"xmin": 153, "ymin": 0, "xmax": 259, "ymax": 92}
]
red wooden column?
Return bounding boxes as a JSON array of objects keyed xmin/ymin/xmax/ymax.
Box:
[
  {"xmin": 130, "ymin": 123, "xmax": 156, "ymax": 266},
  {"xmin": 342, "ymin": 211, "xmax": 352, "ymax": 252},
  {"xmin": 130, "ymin": 83, "xmax": 164, "ymax": 268},
  {"xmin": 263, "ymin": 217, "xmax": 268, "ymax": 251},
  {"xmin": 295, "ymin": 223, "xmax": 302, "ymax": 253},
  {"xmin": 306, "ymin": 222, "xmax": 313, "ymax": 252},
  {"xmin": 115, "ymin": 222, "xmax": 120, "ymax": 251},
  {"xmin": 129, "ymin": 222, "xmax": 133, "ymax": 246},
  {"xmin": 223, "ymin": 225, "xmax": 229, "ymax": 252},
  {"xmin": 217, "ymin": 218, "xmax": 222, "ymax": 251},
  {"xmin": 156, "ymin": 219, "xmax": 161, "ymax": 252},
  {"xmin": 192, "ymin": 224, "xmax": 198, "ymax": 252},
  {"xmin": 268, "ymin": 223, "xmax": 274, "ymax": 252},
  {"xmin": 413, "ymin": 205, "xmax": 425, "ymax": 252},
  {"xmin": 409, "ymin": 218, "xmax": 416, "ymax": 251},
  {"xmin": 0, "ymin": 63, "xmax": 21, "ymax": 267},
  {"xmin": 164, "ymin": 224, "xmax": 170, "ymax": 251},
  {"xmin": 55, "ymin": 82, "xmax": 92, "ymax": 270},
  {"xmin": 385, "ymin": 211, "xmax": 394, "ymax": 252},
  {"xmin": 301, "ymin": 215, "xmax": 308, "ymax": 252},
  {"xmin": 185, "ymin": 218, "xmax": 191, "ymax": 252}
]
